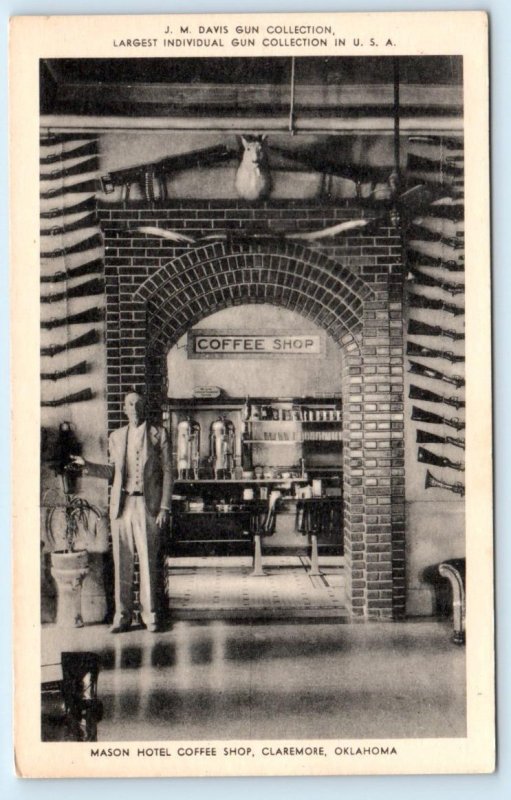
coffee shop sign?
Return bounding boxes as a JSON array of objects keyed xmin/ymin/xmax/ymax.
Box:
[{"xmin": 188, "ymin": 330, "xmax": 323, "ymax": 358}]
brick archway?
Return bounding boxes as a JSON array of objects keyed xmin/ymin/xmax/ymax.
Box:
[
  {"xmin": 135, "ymin": 241, "xmax": 374, "ymax": 350},
  {"xmin": 104, "ymin": 232, "xmax": 405, "ymax": 621}
]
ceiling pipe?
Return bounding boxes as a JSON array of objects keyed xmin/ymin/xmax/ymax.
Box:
[
  {"xmin": 288, "ymin": 57, "xmax": 296, "ymax": 135},
  {"xmin": 393, "ymin": 57, "xmax": 401, "ymax": 192},
  {"xmin": 40, "ymin": 115, "xmax": 463, "ymax": 134}
]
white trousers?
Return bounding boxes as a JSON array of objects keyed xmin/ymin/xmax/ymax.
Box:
[{"xmin": 111, "ymin": 496, "xmax": 159, "ymax": 627}]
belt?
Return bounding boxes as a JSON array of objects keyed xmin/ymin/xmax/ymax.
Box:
[{"xmin": 123, "ymin": 490, "xmax": 144, "ymax": 497}]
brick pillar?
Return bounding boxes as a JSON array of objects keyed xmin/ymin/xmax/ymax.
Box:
[
  {"xmin": 341, "ymin": 333, "xmax": 367, "ymax": 618},
  {"xmin": 358, "ymin": 266, "xmax": 405, "ymax": 620}
]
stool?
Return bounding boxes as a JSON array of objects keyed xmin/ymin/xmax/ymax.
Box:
[
  {"xmin": 248, "ymin": 499, "xmax": 277, "ymax": 577},
  {"xmin": 296, "ymin": 498, "xmax": 343, "ymax": 576}
]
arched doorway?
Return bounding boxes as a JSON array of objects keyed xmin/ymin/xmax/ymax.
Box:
[{"xmin": 104, "ymin": 237, "xmax": 406, "ymax": 620}]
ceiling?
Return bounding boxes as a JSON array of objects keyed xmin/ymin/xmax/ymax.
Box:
[{"xmin": 40, "ymin": 56, "xmax": 463, "ymax": 120}]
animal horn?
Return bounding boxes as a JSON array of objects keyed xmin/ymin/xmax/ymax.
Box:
[
  {"xmin": 286, "ymin": 218, "xmax": 375, "ymax": 241},
  {"xmin": 135, "ymin": 226, "xmax": 196, "ymax": 243}
]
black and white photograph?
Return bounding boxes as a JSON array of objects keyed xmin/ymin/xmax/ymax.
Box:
[{"xmin": 10, "ymin": 11, "xmax": 493, "ymax": 778}]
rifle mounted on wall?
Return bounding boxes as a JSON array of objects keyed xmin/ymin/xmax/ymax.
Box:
[
  {"xmin": 41, "ymin": 278, "xmax": 105, "ymax": 304},
  {"xmin": 41, "ymin": 306, "xmax": 104, "ymax": 330},
  {"xmin": 41, "ymin": 387, "xmax": 94, "ymax": 407},
  {"xmin": 40, "ymin": 257, "xmax": 104, "ymax": 284},
  {"xmin": 40, "ymin": 328, "xmax": 101, "ymax": 357},
  {"xmin": 408, "ymin": 319, "xmax": 464, "ymax": 341},
  {"xmin": 40, "ymin": 211, "xmax": 98, "ymax": 237},
  {"xmin": 40, "ymin": 156, "xmax": 98, "ymax": 182},
  {"xmin": 40, "ymin": 233, "xmax": 102, "ymax": 260},
  {"xmin": 418, "ymin": 447, "xmax": 464, "ymax": 472},
  {"xmin": 408, "ymin": 135, "xmax": 463, "ymax": 150},
  {"xmin": 40, "ymin": 178, "xmax": 98, "ymax": 200},
  {"xmin": 40, "ymin": 195, "xmax": 97, "ymax": 220},
  {"xmin": 406, "ymin": 341, "xmax": 464, "ymax": 364},
  {"xmin": 407, "ymin": 223, "xmax": 464, "ymax": 250},
  {"xmin": 407, "ymin": 153, "xmax": 464, "ymax": 177},
  {"xmin": 406, "ymin": 249, "xmax": 464, "ymax": 272},
  {"xmin": 408, "ymin": 292, "xmax": 464, "ymax": 316},
  {"xmin": 409, "ymin": 385, "xmax": 464, "ymax": 410},
  {"xmin": 408, "ymin": 270, "xmax": 464, "ymax": 296},
  {"xmin": 408, "ymin": 361, "xmax": 464, "ymax": 388},
  {"xmin": 41, "ymin": 360, "xmax": 89, "ymax": 382},
  {"xmin": 100, "ymin": 144, "xmax": 236, "ymax": 203},
  {"xmin": 411, "ymin": 405, "xmax": 465, "ymax": 431},
  {"xmin": 40, "ymin": 140, "xmax": 98, "ymax": 165},
  {"xmin": 416, "ymin": 429, "xmax": 465, "ymax": 449}
]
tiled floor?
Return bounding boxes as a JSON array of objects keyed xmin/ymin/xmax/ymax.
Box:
[
  {"xmin": 42, "ymin": 556, "xmax": 466, "ymax": 743},
  {"xmin": 165, "ymin": 555, "xmax": 348, "ymax": 620}
]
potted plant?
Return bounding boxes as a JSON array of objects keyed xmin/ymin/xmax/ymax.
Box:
[{"xmin": 45, "ymin": 491, "xmax": 103, "ymax": 628}]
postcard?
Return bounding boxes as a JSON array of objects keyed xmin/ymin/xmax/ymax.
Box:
[{"xmin": 10, "ymin": 10, "xmax": 493, "ymax": 778}]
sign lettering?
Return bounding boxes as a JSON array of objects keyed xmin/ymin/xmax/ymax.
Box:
[{"xmin": 188, "ymin": 331, "xmax": 322, "ymax": 358}]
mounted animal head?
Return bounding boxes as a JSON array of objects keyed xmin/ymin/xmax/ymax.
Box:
[
  {"xmin": 235, "ymin": 134, "xmax": 271, "ymax": 201},
  {"xmin": 240, "ymin": 134, "xmax": 269, "ymax": 165}
]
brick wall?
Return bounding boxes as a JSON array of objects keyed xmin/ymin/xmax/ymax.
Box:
[{"xmin": 98, "ymin": 200, "xmax": 404, "ymax": 620}]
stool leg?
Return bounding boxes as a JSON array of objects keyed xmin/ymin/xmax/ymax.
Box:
[
  {"xmin": 308, "ymin": 534, "xmax": 322, "ymax": 576},
  {"xmin": 250, "ymin": 534, "xmax": 266, "ymax": 577}
]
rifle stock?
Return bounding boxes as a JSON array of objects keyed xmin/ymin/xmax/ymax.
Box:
[
  {"xmin": 418, "ymin": 446, "xmax": 464, "ymax": 471},
  {"xmin": 411, "ymin": 405, "xmax": 465, "ymax": 430},
  {"xmin": 408, "ymin": 318, "xmax": 464, "ymax": 340},
  {"xmin": 40, "ymin": 328, "xmax": 100, "ymax": 356},
  {"xmin": 40, "ymin": 178, "xmax": 98, "ymax": 200},
  {"xmin": 416, "ymin": 429, "xmax": 465, "ymax": 449},
  {"xmin": 408, "ymin": 292, "xmax": 464, "ymax": 316},
  {"xmin": 40, "ymin": 257, "xmax": 104, "ymax": 284},
  {"xmin": 406, "ymin": 341, "xmax": 464, "ymax": 363},
  {"xmin": 41, "ymin": 306, "xmax": 104, "ymax": 330},
  {"xmin": 41, "ymin": 387, "xmax": 94, "ymax": 407},
  {"xmin": 409, "ymin": 385, "xmax": 464, "ymax": 409},
  {"xmin": 41, "ymin": 361, "xmax": 89, "ymax": 381},
  {"xmin": 408, "ymin": 360, "xmax": 464, "ymax": 388},
  {"xmin": 271, "ymin": 145, "xmax": 393, "ymax": 184},
  {"xmin": 407, "ymin": 153, "xmax": 463, "ymax": 176},
  {"xmin": 40, "ymin": 233, "xmax": 103, "ymax": 260},
  {"xmin": 406, "ymin": 249, "xmax": 465, "ymax": 272},
  {"xmin": 40, "ymin": 140, "xmax": 98, "ymax": 165},
  {"xmin": 409, "ymin": 270, "xmax": 464, "ymax": 296},
  {"xmin": 40, "ymin": 156, "xmax": 98, "ymax": 182},
  {"xmin": 41, "ymin": 278, "xmax": 105, "ymax": 304},
  {"xmin": 40, "ymin": 195, "xmax": 97, "ymax": 220},
  {"xmin": 408, "ymin": 135, "xmax": 463, "ymax": 150}
]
